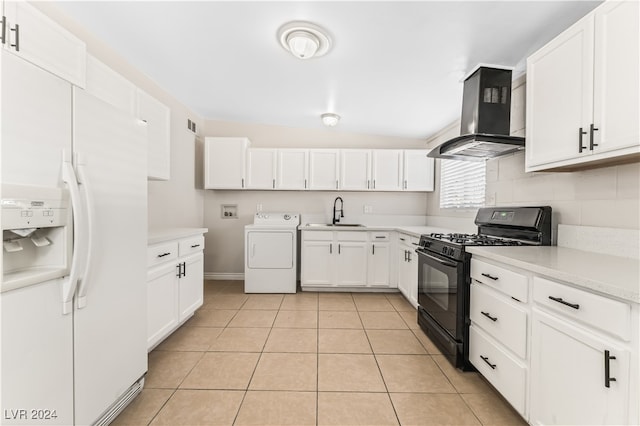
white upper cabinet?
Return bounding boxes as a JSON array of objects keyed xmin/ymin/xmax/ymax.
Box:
[
  {"xmin": 137, "ymin": 89, "xmax": 171, "ymax": 180},
  {"xmin": 204, "ymin": 137, "xmax": 250, "ymax": 189},
  {"xmin": 277, "ymin": 149, "xmax": 308, "ymax": 190},
  {"xmin": 371, "ymin": 150, "xmax": 403, "ymax": 191},
  {"xmin": 340, "ymin": 149, "xmax": 372, "ymax": 190},
  {"xmin": 526, "ymin": 1, "xmax": 639, "ymax": 171},
  {"xmin": 85, "ymin": 55, "xmax": 136, "ymax": 115},
  {"xmin": 2, "ymin": 1, "xmax": 86, "ymax": 87},
  {"xmin": 309, "ymin": 149, "xmax": 339, "ymax": 190},
  {"xmin": 246, "ymin": 148, "xmax": 277, "ymax": 189},
  {"xmin": 403, "ymin": 149, "xmax": 434, "ymax": 191}
]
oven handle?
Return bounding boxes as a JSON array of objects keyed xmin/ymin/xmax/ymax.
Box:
[{"xmin": 415, "ymin": 249, "xmax": 457, "ymax": 268}]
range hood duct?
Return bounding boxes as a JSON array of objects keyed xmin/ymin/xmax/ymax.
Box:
[{"xmin": 428, "ymin": 66, "xmax": 524, "ymax": 161}]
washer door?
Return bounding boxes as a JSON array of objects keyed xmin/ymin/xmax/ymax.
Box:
[{"xmin": 246, "ymin": 231, "xmax": 294, "ymax": 269}]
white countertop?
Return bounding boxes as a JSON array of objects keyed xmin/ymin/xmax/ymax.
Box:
[
  {"xmin": 467, "ymin": 246, "xmax": 640, "ymax": 304},
  {"xmin": 298, "ymin": 224, "xmax": 455, "ymax": 238},
  {"xmin": 148, "ymin": 227, "xmax": 208, "ymax": 245}
]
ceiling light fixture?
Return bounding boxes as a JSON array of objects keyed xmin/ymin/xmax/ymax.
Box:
[
  {"xmin": 278, "ymin": 21, "xmax": 331, "ymax": 60},
  {"xmin": 321, "ymin": 113, "xmax": 340, "ymax": 127}
]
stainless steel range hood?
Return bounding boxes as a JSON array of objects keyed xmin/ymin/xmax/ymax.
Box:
[{"xmin": 428, "ymin": 66, "xmax": 524, "ymax": 161}]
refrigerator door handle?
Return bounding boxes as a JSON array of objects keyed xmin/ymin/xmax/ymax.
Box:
[
  {"xmin": 75, "ymin": 154, "xmax": 94, "ymax": 309},
  {"xmin": 61, "ymin": 158, "xmax": 84, "ymax": 314}
]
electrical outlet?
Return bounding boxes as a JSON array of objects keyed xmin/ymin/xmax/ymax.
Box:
[
  {"xmin": 486, "ymin": 193, "xmax": 496, "ymax": 206},
  {"xmin": 256, "ymin": 204, "xmax": 263, "ymax": 212},
  {"xmin": 363, "ymin": 205, "xmax": 373, "ymax": 214}
]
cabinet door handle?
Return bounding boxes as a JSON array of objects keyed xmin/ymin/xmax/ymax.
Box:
[
  {"xmin": 578, "ymin": 127, "xmax": 587, "ymax": 153},
  {"xmin": 336, "ymin": 180, "xmax": 338, "ymax": 189},
  {"xmin": 157, "ymin": 252, "xmax": 171, "ymax": 258},
  {"xmin": 272, "ymin": 179, "xmax": 275, "ymax": 189},
  {"xmin": 399, "ymin": 237, "xmax": 406, "ymax": 242},
  {"xmin": 329, "ymin": 243, "xmax": 332, "ymax": 254},
  {"xmin": 404, "ymin": 250, "xmax": 408, "ymax": 262},
  {"xmin": 10, "ymin": 23, "xmax": 18, "ymax": 51},
  {"xmin": 338, "ymin": 244, "xmax": 341, "ymax": 254},
  {"xmin": 176, "ymin": 264, "xmax": 181, "ymax": 278},
  {"xmin": 241, "ymin": 178, "xmax": 245, "ymax": 188},
  {"xmin": 589, "ymin": 123, "xmax": 599, "ymax": 150},
  {"xmin": 373, "ymin": 179, "xmax": 376, "ymax": 189},
  {"xmin": 404, "ymin": 180, "xmax": 407, "ymax": 190},
  {"xmin": 481, "ymin": 272, "xmax": 498, "ymax": 281},
  {"xmin": 480, "ymin": 355, "xmax": 496, "ymax": 370},
  {"xmin": 182, "ymin": 262, "xmax": 186, "ymax": 277},
  {"xmin": 304, "ymin": 179, "xmax": 307, "ymax": 189},
  {"xmin": 191, "ymin": 244, "xmax": 200, "ymax": 248},
  {"xmin": 548, "ymin": 296, "xmax": 580, "ymax": 310},
  {"xmin": 375, "ymin": 236, "xmax": 385, "ymax": 239},
  {"xmin": 481, "ymin": 311, "xmax": 498, "ymax": 322},
  {"xmin": 367, "ymin": 180, "xmax": 370, "ymax": 189},
  {"xmin": 372, "ymin": 244, "xmax": 375, "ymax": 255},
  {"xmin": 407, "ymin": 251, "xmax": 411, "ymax": 262},
  {"xmin": 604, "ymin": 350, "xmax": 617, "ymax": 388}
]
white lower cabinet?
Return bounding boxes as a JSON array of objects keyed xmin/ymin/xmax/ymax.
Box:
[
  {"xmin": 530, "ymin": 276, "xmax": 633, "ymax": 425},
  {"xmin": 469, "ymin": 255, "xmax": 638, "ymax": 425},
  {"xmin": 147, "ymin": 233, "xmax": 205, "ymax": 350},
  {"xmin": 301, "ymin": 230, "xmax": 391, "ymax": 290},
  {"xmin": 396, "ymin": 233, "xmax": 418, "ymax": 306}
]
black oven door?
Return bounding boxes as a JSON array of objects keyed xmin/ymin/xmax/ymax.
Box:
[{"xmin": 416, "ymin": 248, "xmax": 466, "ymax": 342}]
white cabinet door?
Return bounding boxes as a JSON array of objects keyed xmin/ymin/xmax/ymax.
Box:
[
  {"xmin": 137, "ymin": 89, "xmax": 171, "ymax": 180},
  {"xmin": 246, "ymin": 148, "xmax": 276, "ymax": 189},
  {"xmin": 147, "ymin": 263, "xmax": 179, "ymax": 350},
  {"xmin": 178, "ymin": 252, "xmax": 204, "ymax": 322},
  {"xmin": 340, "ymin": 149, "xmax": 371, "ymax": 190},
  {"xmin": 368, "ymin": 242, "xmax": 390, "ymax": 287},
  {"xmin": 277, "ymin": 149, "xmax": 308, "ymax": 190},
  {"xmin": 592, "ymin": 0, "xmax": 640, "ymax": 154},
  {"xmin": 371, "ymin": 150, "xmax": 403, "ymax": 191},
  {"xmin": 3, "ymin": 1, "xmax": 86, "ymax": 87},
  {"xmin": 335, "ymin": 242, "xmax": 368, "ymax": 287},
  {"xmin": 301, "ymin": 241, "xmax": 333, "ymax": 286},
  {"xmin": 403, "ymin": 150, "xmax": 435, "ymax": 191},
  {"xmin": 309, "ymin": 149, "xmax": 339, "ymax": 190},
  {"xmin": 526, "ymin": 14, "xmax": 594, "ymax": 168},
  {"xmin": 530, "ymin": 309, "xmax": 630, "ymax": 425},
  {"xmin": 204, "ymin": 137, "xmax": 249, "ymax": 189},
  {"xmin": 85, "ymin": 55, "xmax": 136, "ymax": 115}
]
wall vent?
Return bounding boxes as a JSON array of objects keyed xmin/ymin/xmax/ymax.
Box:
[{"xmin": 187, "ymin": 118, "xmax": 197, "ymax": 133}]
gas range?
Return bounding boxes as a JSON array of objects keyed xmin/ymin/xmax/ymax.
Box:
[{"xmin": 415, "ymin": 206, "xmax": 552, "ymax": 371}]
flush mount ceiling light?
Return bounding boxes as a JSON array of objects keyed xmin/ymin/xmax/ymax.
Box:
[
  {"xmin": 278, "ymin": 21, "xmax": 332, "ymax": 60},
  {"xmin": 321, "ymin": 113, "xmax": 340, "ymax": 127}
]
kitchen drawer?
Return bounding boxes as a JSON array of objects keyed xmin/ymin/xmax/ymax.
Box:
[
  {"xmin": 398, "ymin": 233, "xmax": 420, "ymax": 246},
  {"xmin": 303, "ymin": 231, "xmax": 333, "ymax": 241},
  {"xmin": 179, "ymin": 235, "xmax": 205, "ymax": 256},
  {"xmin": 369, "ymin": 232, "xmax": 390, "ymax": 242},
  {"xmin": 336, "ymin": 231, "xmax": 367, "ymax": 242},
  {"xmin": 533, "ymin": 276, "xmax": 631, "ymax": 341},
  {"xmin": 147, "ymin": 241, "xmax": 179, "ymax": 267},
  {"xmin": 470, "ymin": 283, "xmax": 528, "ymax": 358},
  {"xmin": 471, "ymin": 258, "xmax": 528, "ymax": 302},
  {"xmin": 470, "ymin": 325, "xmax": 527, "ymax": 416}
]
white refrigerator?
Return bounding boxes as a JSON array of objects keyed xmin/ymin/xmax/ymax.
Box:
[{"xmin": 1, "ymin": 48, "xmax": 147, "ymax": 425}]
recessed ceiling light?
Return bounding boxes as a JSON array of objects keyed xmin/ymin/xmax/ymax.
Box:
[
  {"xmin": 278, "ymin": 21, "xmax": 332, "ymax": 60},
  {"xmin": 321, "ymin": 113, "xmax": 340, "ymax": 127}
]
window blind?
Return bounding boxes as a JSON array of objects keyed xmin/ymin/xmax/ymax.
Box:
[{"xmin": 439, "ymin": 160, "xmax": 486, "ymax": 209}]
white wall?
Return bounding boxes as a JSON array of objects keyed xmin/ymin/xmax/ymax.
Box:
[
  {"xmin": 426, "ymin": 77, "xmax": 640, "ymax": 230},
  {"xmin": 34, "ymin": 3, "xmax": 205, "ymax": 230},
  {"xmin": 202, "ymin": 120, "xmax": 429, "ymax": 275}
]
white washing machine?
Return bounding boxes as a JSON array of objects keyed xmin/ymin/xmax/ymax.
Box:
[{"xmin": 244, "ymin": 212, "xmax": 300, "ymax": 293}]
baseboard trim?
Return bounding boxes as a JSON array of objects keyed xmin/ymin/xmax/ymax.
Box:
[{"xmin": 204, "ymin": 272, "xmax": 244, "ymax": 281}]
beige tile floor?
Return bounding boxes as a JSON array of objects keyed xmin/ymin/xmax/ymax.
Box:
[{"xmin": 113, "ymin": 280, "xmax": 527, "ymax": 426}]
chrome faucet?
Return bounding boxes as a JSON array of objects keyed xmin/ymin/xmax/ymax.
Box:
[{"xmin": 332, "ymin": 197, "xmax": 344, "ymax": 225}]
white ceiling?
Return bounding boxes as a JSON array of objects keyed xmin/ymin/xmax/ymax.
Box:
[{"xmin": 53, "ymin": 1, "xmax": 601, "ymax": 139}]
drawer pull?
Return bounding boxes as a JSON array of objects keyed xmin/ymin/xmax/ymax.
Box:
[
  {"xmin": 481, "ymin": 273, "xmax": 498, "ymax": 281},
  {"xmin": 604, "ymin": 350, "xmax": 617, "ymax": 388},
  {"xmin": 157, "ymin": 252, "xmax": 171, "ymax": 258},
  {"xmin": 548, "ymin": 296, "xmax": 580, "ymax": 310},
  {"xmin": 481, "ymin": 311, "xmax": 498, "ymax": 322},
  {"xmin": 190, "ymin": 244, "xmax": 201, "ymax": 248},
  {"xmin": 375, "ymin": 236, "xmax": 386, "ymax": 239},
  {"xmin": 480, "ymin": 355, "xmax": 496, "ymax": 370}
]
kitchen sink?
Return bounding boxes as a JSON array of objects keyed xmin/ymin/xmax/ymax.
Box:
[{"xmin": 305, "ymin": 223, "xmax": 365, "ymax": 227}]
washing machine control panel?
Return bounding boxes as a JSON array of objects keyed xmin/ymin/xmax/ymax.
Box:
[{"xmin": 253, "ymin": 212, "xmax": 300, "ymax": 226}]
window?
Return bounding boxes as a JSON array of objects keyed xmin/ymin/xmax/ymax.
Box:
[{"xmin": 439, "ymin": 160, "xmax": 486, "ymax": 209}]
